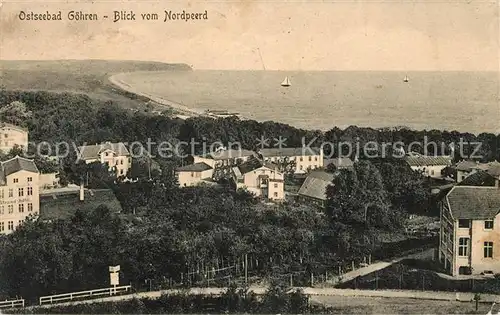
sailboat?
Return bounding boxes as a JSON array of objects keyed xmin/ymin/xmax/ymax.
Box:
[
  {"xmin": 403, "ymin": 75, "xmax": 409, "ymax": 83},
  {"xmin": 281, "ymin": 76, "xmax": 291, "ymax": 87}
]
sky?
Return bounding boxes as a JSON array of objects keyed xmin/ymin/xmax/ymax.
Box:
[{"xmin": 0, "ymin": 0, "xmax": 499, "ymax": 71}]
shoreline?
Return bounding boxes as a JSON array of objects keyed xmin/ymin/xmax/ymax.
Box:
[{"xmin": 108, "ymin": 73, "xmax": 205, "ymax": 119}]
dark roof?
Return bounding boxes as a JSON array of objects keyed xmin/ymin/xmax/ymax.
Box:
[
  {"xmin": 404, "ymin": 155, "xmax": 452, "ymax": 167},
  {"xmin": 324, "ymin": 157, "xmax": 354, "ymax": 169},
  {"xmin": 39, "ymin": 189, "xmax": 122, "ymax": 221},
  {"xmin": 1, "ymin": 156, "xmax": 39, "ymax": 177},
  {"xmin": 458, "ymin": 171, "xmax": 497, "ymax": 187},
  {"xmin": 455, "ymin": 160, "xmax": 479, "ymax": 172},
  {"xmin": 446, "ymin": 186, "xmax": 500, "ymax": 220},
  {"xmin": 259, "ymin": 147, "xmax": 321, "ymax": 157},
  {"xmin": 238, "ymin": 157, "xmax": 278, "ymax": 175},
  {"xmin": 297, "ymin": 170, "xmax": 335, "ymax": 201},
  {"xmin": 78, "ymin": 142, "xmax": 130, "ymax": 160},
  {"xmin": 176, "ymin": 162, "xmax": 212, "ymax": 172}
]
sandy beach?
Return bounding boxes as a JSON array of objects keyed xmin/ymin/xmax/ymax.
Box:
[{"xmin": 108, "ymin": 73, "xmax": 204, "ymax": 118}]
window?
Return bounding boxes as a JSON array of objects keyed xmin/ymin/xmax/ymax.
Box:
[
  {"xmin": 27, "ymin": 187, "xmax": 32, "ymax": 196},
  {"xmin": 0, "ymin": 206, "xmax": 3, "ymax": 215},
  {"xmin": 27, "ymin": 177, "xmax": 32, "ymax": 182},
  {"xmin": 458, "ymin": 237, "xmax": 469, "ymax": 257},
  {"xmin": 300, "ymin": 157, "xmax": 303, "ymax": 162},
  {"xmin": 308, "ymin": 156, "xmax": 312, "ymax": 161},
  {"xmin": 13, "ymin": 178, "xmax": 18, "ymax": 183},
  {"xmin": 274, "ymin": 192, "xmax": 278, "ymax": 197},
  {"xmin": 8, "ymin": 189, "xmax": 13, "ymax": 198},
  {"xmin": 7, "ymin": 221, "xmax": 13, "ymax": 230},
  {"xmin": 431, "ymin": 170, "xmax": 435, "ymax": 175},
  {"xmin": 8, "ymin": 205, "xmax": 13, "ymax": 214},
  {"xmin": 18, "ymin": 220, "xmax": 23, "ymax": 225},
  {"xmin": 18, "ymin": 204, "xmax": 23, "ymax": 213},
  {"xmin": 0, "ymin": 222, "xmax": 4, "ymax": 232},
  {"xmin": 458, "ymin": 219, "xmax": 470, "ymax": 228},
  {"xmin": 120, "ymin": 169, "xmax": 124, "ymax": 175},
  {"xmin": 191, "ymin": 172, "xmax": 194, "ymax": 177},
  {"xmin": 300, "ymin": 165, "xmax": 303, "ymax": 170},
  {"xmin": 484, "ymin": 242, "xmax": 493, "ymax": 258},
  {"xmin": 120, "ymin": 159, "xmax": 124, "ymax": 165},
  {"xmin": 274, "ymin": 183, "xmax": 278, "ymax": 188},
  {"xmin": 485, "ymin": 220, "xmax": 494, "ymax": 230},
  {"xmin": 18, "ymin": 188, "xmax": 23, "ymax": 197},
  {"xmin": 3, "ymin": 134, "xmax": 7, "ymax": 138},
  {"xmin": 0, "ymin": 189, "xmax": 4, "ymax": 199},
  {"xmin": 105, "ymin": 152, "xmax": 109, "ymax": 156},
  {"xmin": 27, "ymin": 203, "xmax": 33, "ymax": 212}
]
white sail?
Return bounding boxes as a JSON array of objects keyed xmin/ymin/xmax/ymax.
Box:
[
  {"xmin": 281, "ymin": 76, "xmax": 291, "ymax": 87},
  {"xmin": 403, "ymin": 75, "xmax": 409, "ymax": 82}
]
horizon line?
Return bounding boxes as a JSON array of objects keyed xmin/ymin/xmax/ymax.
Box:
[{"xmin": 0, "ymin": 59, "xmax": 498, "ymax": 73}]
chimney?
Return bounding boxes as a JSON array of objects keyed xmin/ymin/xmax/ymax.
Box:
[{"xmin": 79, "ymin": 184, "xmax": 85, "ymax": 201}]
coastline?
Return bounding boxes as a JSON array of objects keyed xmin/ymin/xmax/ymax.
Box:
[{"xmin": 108, "ymin": 73, "xmax": 204, "ymax": 119}]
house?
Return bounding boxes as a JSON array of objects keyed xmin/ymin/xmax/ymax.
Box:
[
  {"xmin": 0, "ymin": 123, "xmax": 28, "ymax": 153},
  {"xmin": 457, "ymin": 170, "xmax": 497, "ymax": 187},
  {"xmin": 438, "ymin": 182, "xmax": 500, "ymax": 276},
  {"xmin": 454, "ymin": 160, "xmax": 480, "ymax": 182},
  {"xmin": 297, "ymin": 170, "xmax": 335, "ymax": 208},
  {"xmin": 404, "ymin": 152, "xmax": 452, "ymax": 178},
  {"xmin": 193, "ymin": 148, "xmax": 256, "ymax": 169},
  {"xmin": 258, "ymin": 147, "xmax": 324, "ymax": 174},
  {"xmin": 324, "ymin": 157, "xmax": 354, "ymax": 170},
  {"xmin": 78, "ymin": 142, "xmax": 131, "ymax": 177},
  {"xmin": 232, "ymin": 157, "xmax": 284, "ymax": 201},
  {"xmin": 176, "ymin": 162, "xmax": 214, "ymax": 187},
  {"xmin": 0, "ymin": 156, "xmax": 40, "ymax": 234},
  {"xmin": 39, "ymin": 185, "xmax": 122, "ymax": 221}
]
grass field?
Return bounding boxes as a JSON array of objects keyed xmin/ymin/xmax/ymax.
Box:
[
  {"xmin": 311, "ymin": 295, "xmax": 492, "ymax": 314},
  {"xmin": 0, "ymin": 60, "xmax": 191, "ymax": 109}
]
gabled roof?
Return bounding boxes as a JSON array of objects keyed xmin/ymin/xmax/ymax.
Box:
[
  {"xmin": 404, "ymin": 154, "xmax": 452, "ymax": 167},
  {"xmin": 446, "ymin": 186, "xmax": 500, "ymax": 220},
  {"xmin": 324, "ymin": 157, "xmax": 354, "ymax": 169},
  {"xmin": 259, "ymin": 147, "xmax": 322, "ymax": 157},
  {"xmin": 237, "ymin": 157, "xmax": 279, "ymax": 175},
  {"xmin": 78, "ymin": 142, "xmax": 130, "ymax": 160},
  {"xmin": 297, "ymin": 170, "xmax": 335, "ymax": 201},
  {"xmin": 458, "ymin": 171, "xmax": 497, "ymax": 187},
  {"xmin": 455, "ymin": 160, "xmax": 479, "ymax": 172},
  {"xmin": 1, "ymin": 156, "xmax": 39, "ymax": 177},
  {"xmin": 176, "ymin": 162, "xmax": 212, "ymax": 172}
]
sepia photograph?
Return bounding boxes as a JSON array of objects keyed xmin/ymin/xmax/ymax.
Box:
[{"xmin": 0, "ymin": 0, "xmax": 499, "ymax": 313}]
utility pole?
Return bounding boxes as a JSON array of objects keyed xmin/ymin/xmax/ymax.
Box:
[{"xmin": 244, "ymin": 254, "xmax": 248, "ymax": 284}]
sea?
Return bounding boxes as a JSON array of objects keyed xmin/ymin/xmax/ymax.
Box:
[{"xmin": 112, "ymin": 70, "xmax": 500, "ymax": 134}]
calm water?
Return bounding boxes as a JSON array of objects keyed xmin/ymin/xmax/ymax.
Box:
[{"xmin": 113, "ymin": 71, "xmax": 500, "ymax": 134}]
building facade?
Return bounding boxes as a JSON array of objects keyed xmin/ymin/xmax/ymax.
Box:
[
  {"xmin": 258, "ymin": 147, "xmax": 324, "ymax": 174},
  {"xmin": 0, "ymin": 123, "xmax": 28, "ymax": 153},
  {"xmin": 0, "ymin": 156, "xmax": 40, "ymax": 234},
  {"xmin": 192, "ymin": 148, "xmax": 255, "ymax": 169},
  {"xmin": 404, "ymin": 152, "xmax": 452, "ymax": 178},
  {"xmin": 233, "ymin": 158, "xmax": 285, "ymax": 201},
  {"xmin": 176, "ymin": 162, "xmax": 214, "ymax": 187},
  {"xmin": 439, "ymin": 184, "xmax": 500, "ymax": 276},
  {"xmin": 78, "ymin": 142, "xmax": 132, "ymax": 177}
]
